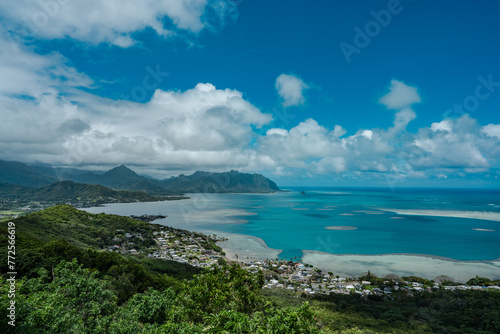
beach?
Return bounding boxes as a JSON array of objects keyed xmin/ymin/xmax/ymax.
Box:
[
  {"xmin": 302, "ymin": 251, "xmax": 500, "ymax": 282},
  {"xmin": 217, "ymin": 232, "xmax": 282, "ymax": 261},
  {"xmin": 84, "ymin": 189, "xmax": 500, "ymax": 282}
]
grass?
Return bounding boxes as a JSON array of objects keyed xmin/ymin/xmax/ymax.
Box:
[{"xmin": 0, "ymin": 209, "xmax": 25, "ymax": 222}]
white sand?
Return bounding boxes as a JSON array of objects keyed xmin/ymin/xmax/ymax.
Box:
[
  {"xmin": 302, "ymin": 251, "xmax": 500, "ymax": 282},
  {"xmin": 378, "ymin": 208, "xmax": 500, "ymax": 222},
  {"xmin": 325, "ymin": 226, "xmax": 358, "ymax": 231},
  {"xmin": 216, "ymin": 231, "xmax": 282, "ymax": 261}
]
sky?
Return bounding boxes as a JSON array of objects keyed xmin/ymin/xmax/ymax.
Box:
[{"xmin": 0, "ymin": 0, "xmax": 500, "ymax": 187}]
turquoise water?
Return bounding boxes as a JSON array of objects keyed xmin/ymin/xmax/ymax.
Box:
[
  {"xmin": 86, "ymin": 187, "xmax": 500, "ymax": 261},
  {"xmin": 199, "ymin": 187, "xmax": 500, "ymax": 261}
]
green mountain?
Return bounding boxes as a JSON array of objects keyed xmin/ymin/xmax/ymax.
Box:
[
  {"xmin": 0, "ymin": 180, "xmax": 168, "ymax": 205},
  {"xmin": 1, "ymin": 206, "xmax": 498, "ymax": 334},
  {"xmin": 156, "ymin": 170, "xmax": 281, "ymax": 193},
  {"xmin": 0, "ymin": 205, "xmax": 321, "ymax": 333},
  {"xmin": 64, "ymin": 165, "xmax": 174, "ymax": 195},
  {"xmin": 0, "ymin": 160, "xmax": 281, "ymax": 195},
  {"xmin": 0, "ymin": 160, "xmax": 58, "ymax": 187}
]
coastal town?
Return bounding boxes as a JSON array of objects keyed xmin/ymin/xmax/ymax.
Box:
[{"xmin": 103, "ymin": 219, "xmax": 500, "ymax": 297}]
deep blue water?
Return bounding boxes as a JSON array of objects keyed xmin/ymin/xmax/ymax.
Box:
[{"xmin": 87, "ymin": 187, "xmax": 500, "ymax": 261}]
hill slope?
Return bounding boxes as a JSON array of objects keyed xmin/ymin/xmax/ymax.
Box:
[
  {"xmin": 0, "ymin": 180, "xmax": 169, "ymax": 205},
  {"xmin": 0, "ymin": 160, "xmax": 58, "ymax": 187},
  {"xmin": 64, "ymin": 165, "xmax": 174, "ymax": 195}
]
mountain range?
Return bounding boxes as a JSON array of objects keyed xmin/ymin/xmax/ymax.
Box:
[
  {"xmin": 0, "ymin": 160, "xmax": 281, "ymax": 195},
  {"xmin": 156, "ymin": 170, "xmax": 280, "ymax": 193},
  {"xmin": 64, "ymin": 165, "xmax": 173, "ymax": 195},
  {"xmin": 0, "ymin": 160, "xmax": 58, "ymax": 187}
]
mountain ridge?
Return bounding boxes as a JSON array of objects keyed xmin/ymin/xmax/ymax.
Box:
[
  {"xmin": 154, "ymin": 170, "xmax": 280, "ymax": 193},
  {"xmin": 0, "ymin": 160, "xmax": 281, "ymax": 194}
]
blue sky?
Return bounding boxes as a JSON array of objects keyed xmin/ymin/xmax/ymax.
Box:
[{"xmin": 0, "ymin": 0, "xmax": 499, "ymax": 187}]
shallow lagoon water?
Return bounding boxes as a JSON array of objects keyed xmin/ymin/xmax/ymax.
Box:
[{"xmin": 85, "ymin": 187, "xmax": 500, "ymax": 280}]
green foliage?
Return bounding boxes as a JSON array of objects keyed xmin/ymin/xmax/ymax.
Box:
[
  {"xmin": 299, "ymin": 288, "xmax": 500, "ymax": 333},
  {"xmin": 178, "ymin": 264, "xmax": 265, "ymax": 322},
  {"xmin": 1, "ymin": 260, "xmax": 117, "ymax": 334},
  {"xmin": 466, "ymin": 276, "xmax": 492, "ymax": 286},
  {"xmin": 3, "ymin": 205, "xmax": 499, "ymax": 333}
]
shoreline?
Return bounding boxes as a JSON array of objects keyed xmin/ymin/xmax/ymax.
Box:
[
  {"xmin": 213, "ymin": 229, "xmax": 500, "ymax": 282},
  {"xmin": 302, "ymin": 250, "xmax": 500, "ymax": 282},
  {"xmin": 83, "ymin": 198, "xmax": 500, "ymax": 281},
  {"xmin": 215, "ymin": 230, "xmax": 282, "ymax": 262}
]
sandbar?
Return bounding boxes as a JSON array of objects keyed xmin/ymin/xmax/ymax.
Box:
[
  {"xmin": 216, "ymin": 231, "xmax": 281, "ymax": 261},
  {"xmin": 325, "ymin": 226, "xmax": 358, "ymax": 231},
  {"xmin": 302, "ymin": 251, "xmax": 500, "ymax": 282},
  {"xmin": 378, "ymin": 208, "xmax": 500, "ymax": 222}
]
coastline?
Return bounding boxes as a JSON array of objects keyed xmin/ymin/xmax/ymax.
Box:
[
  {"xmin": 215, "ymin": 230, "xmax": 282, "ymax": 262},
  {"xmin": 83, "ymin": 196, "xmax": 500, "ymax": 282},
  {"xmin": 302, "ymin": 250, "xmax": 500, "ymax": 282}
]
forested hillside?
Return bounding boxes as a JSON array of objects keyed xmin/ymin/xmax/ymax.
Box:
[{"xmin": 1, "ymin": 206, "xmax": 498, "ymax": 333}]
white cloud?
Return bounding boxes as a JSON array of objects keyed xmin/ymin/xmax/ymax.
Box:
[
  {"xmin": 379, "ymin": 79, "xmax": 421, "ymax": 110},
  {"xmin": 56, "ymin": 82, "xmax": 272, "ymax": 168},
  {"xmin": 361, "ymin": 130, "xmax": 373, "ymax": 140},
  {"xmin": 0, "ymin": 36, "xmax": 499, "ymax": 184},
  {"xmin": 0, "ymin": 0, "xmax": 237, "ymax": 47},
  {"xmin": 0, "ymin": 31, "xmax": 273, "ymax": 171},
  {"xmin": 482, "ymin": 124, "xmax": 500, "ymax": 139},
  {"xmin": 275, "ymin": 73, "xmax": 309, "ymax": 107},
  {"xmin": 258, "ymin": 110, "xmax": 497, "ymax": 180},
  {"xmin": 266, "ymin": 128, "xmax": 288, "ymax": 136},
  {"xmin": 431, "ymin": 119, "xmax": 452, "ymax": 132},
  {"xmin": 392, "ymin": 108, "xmax": 416, "ymax": 132}
]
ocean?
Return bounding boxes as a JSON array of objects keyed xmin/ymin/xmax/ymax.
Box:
[{"xmin": 84, "ymin": 187, "xmax": 500, "ymax": 280}]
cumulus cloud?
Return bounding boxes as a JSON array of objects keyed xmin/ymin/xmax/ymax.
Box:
[
  {"xmin": 0, "ymin": 0, "xmax": 237, "ymax": 47},
  {"xmin": 412, "ymin": 116, "xmax": 490, "ymax": 169},
  {"xmin": 258, "ymin": 109, "xmax": 499, "ymax": 181},
  {"xmin": 275, "ymin": 73, "xmax": 309, "ymax": 107},
  {"xmin": 379, "ymin": 79, "xmax": 421, "ymax": 110},
  {"xmin": 0, "ymin": 29, "xmax": 273, "ymax": 172},
  {"xmin": 1, "ymin": 28, "xmax": 499, "ymax": 183},
  {"xmin": 482, "ymin": 124, "xmax": 500, "ymax": 139}
]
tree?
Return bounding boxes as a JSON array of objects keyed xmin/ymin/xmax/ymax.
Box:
[
  {"xmin": 16, "ymin": 259, "xmax": 117, "ymax": 333},
  {"xmin": 467, "ymin": 276, "xmax": 491, "ymax": 286}
]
